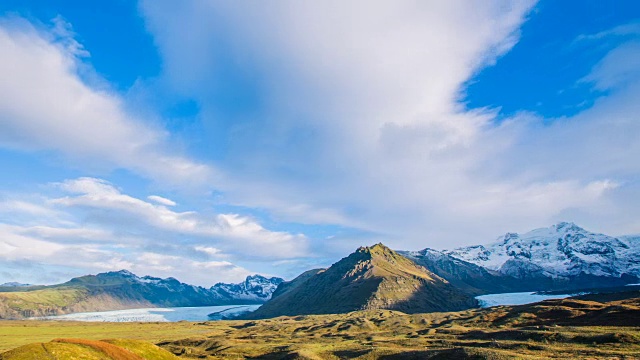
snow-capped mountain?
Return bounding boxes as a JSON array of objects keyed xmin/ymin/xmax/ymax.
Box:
[
  {"xmin": 65, "ymin": 270, "xmax": 283, "ymax": 306},
  {"xmin": 211, "ymin": 275, "xmax": 284, "ymax": 302},
  {"xmin": 0, "ymin": 270, "xmax": 283, "ymax": 319},
  {"xmin": 444, "ymin": 222, "xmax": 640, "ymax": 280}
]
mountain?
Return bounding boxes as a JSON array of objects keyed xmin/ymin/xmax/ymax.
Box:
[
  {"xmin": 399, "ymin": 248, "xmax": 525, "ymax": 295},
  {"xmin": 211, "ymin": 274, "xmax": 284, "ymax": 302},
  {"xmin": 0, "ymin": 282, "xmax": 33, "ymax": 287},
  {"xmin": 0, "ymin": 270, "xmax": 282, "ymax": 319},
  {"xmin": 440, "ymin": 222, "xmax": 640, "ymax": 289},
  {"xmin": 246, "ymin": 243, "xmax": 477, "ymax": 319}
]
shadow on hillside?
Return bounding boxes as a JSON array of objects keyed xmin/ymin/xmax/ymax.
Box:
[{"xmin": 387, "ymin": 280, "xmax": 479, "ymax": 314}]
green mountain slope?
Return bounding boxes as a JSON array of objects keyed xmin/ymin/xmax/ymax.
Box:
[
  {"xmin": 0, "ymin": 270, "xmax": 278, "ymax": 319},
  {"xmin": 247, "ymin": 243, "xmax": 478, "ymax": 318}
]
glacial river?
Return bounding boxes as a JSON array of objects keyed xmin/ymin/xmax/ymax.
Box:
[
  {"xmin": 36, "ymin": 304, "xmax": 261, "ymax": 322},
  {"xmin": 475, "ymin": 292, "xmax": 572, "ymax": 307}
]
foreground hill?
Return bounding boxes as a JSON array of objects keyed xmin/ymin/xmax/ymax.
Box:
[
  {"xmin": 0, "ymin": 270, "xmax": 282, "ymax": 319},
  {"xmin": 0, "ymin": 338, "xmax": 177, "ymax": 360},
  {"xmin": 247, "ymin": 243, "xmax": 477, "ymax": 318}
]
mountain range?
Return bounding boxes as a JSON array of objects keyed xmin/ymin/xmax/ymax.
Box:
[
  {"xmin": 0, "ymin": 282, "xmax": 33, "ymax": 287},
  {"xmin": 0, "ymin": 270, "xmax": 282, "ymax": 319},
  {"xmin": 430, "ymin": 222, "xmax": 639, "ymax": 290},
  {"xmin": 249, "ymin": 223, "xmax": 640, "ymax": 318},
  {"xmin": 1, "ymin": 222, "xmax": 638, "ymax": 320}
]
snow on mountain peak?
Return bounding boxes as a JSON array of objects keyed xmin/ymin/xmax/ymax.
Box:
[
  {"xmin": 211, "ymin": 275, "xmax": 284, "ymax": 302},
  {"xmin": 445, "ymin": 223, "xmax": 640, "ymax": 279},
  {"xmin": 112, "ymin": 269, "xmax": 136, "ymax": 277}
]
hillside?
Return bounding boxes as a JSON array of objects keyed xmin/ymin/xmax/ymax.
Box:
[
  {"xmin": 0, "ymin": 270, "xmax": 282, "ymax": 319},
  {"xmin": 247, "ymin": 243, "xmax": 477, "ymax": 318}
]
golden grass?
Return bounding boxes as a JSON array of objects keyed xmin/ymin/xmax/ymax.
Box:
[
  {"xmin": 0, "ymin": 320, "xmax": 208, "ymax": 352},
  {"xmin": 52, "ymin": 339, "xmax": 144, "ymax": 360},
  {"xmin": 0, "ymin": 339, "xmax": 178, "ymax": 360},
  {"xmin": 0, "ymin": 297, "xmax": 639, "ymax": 359}
]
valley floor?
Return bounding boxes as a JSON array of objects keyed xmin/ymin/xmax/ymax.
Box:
[{"xmin": 1, "ymin": 296, "xmax": 639, "ymax": 359}]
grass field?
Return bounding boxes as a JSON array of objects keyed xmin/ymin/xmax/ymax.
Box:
[
  {"xmin": 0, "ymin": 296, "xmax": 638, "ymax": 359},
  {"xmin": 0, "ymin": 321, "xmax": 210, "ymax": 353}
]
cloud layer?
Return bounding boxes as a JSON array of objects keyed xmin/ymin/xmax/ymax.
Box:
[
  {"xmin": 141, "ymin": 1, "xmax": 640, "ymax": 248},
  {"xmin": 0, "ymin": 177, "xmax": 309, "ymax": 285},
  {"xmin": 1, "ymin": 3, "xmax": 639, "ymax": 284}
]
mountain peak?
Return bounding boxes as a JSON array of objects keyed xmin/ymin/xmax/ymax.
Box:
[
  {"xmin": 246, "ymin": 244, "xmax": 477, "ymax": 319},
  {"xmin": 356, "ymin": 243, "xmax": 396, "ymax": 257},
  {"xmin": 96, "ymin": 269, "xmax": 138, "ymax": 278},
  {"xmin": 553, "ymin": 221, "xmax": 583, "ymax": 232},
  {"xmin": 113, "ymin": 269, "xmax": 136, "ymax": 277}
]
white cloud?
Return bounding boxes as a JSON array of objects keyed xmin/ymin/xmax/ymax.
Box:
[
  {"xmin": 134, "ymin": 252, "xmax": 251, "ymax": 285},
  {"xmin": 52, "ymin": 177, "xmax": 309, "ymax": 258},
  {"xmin": 140, "ymin": 0, "xmax": 640, "ymax": 249},
  {"xmin": 0, "ymin": 219, "xmax": 252, "ymax": 285},
  {"xmin": 147, "ymin": 195, "xmax": 177, "ymax": 207},
  {"xmin": 0, "ymin": 177, "xmax": 310, "ymax": 285},
  {"xmin": 194, "ymin": 245, "xmax": 223, "ymax": 257},
  {"xmin": 0, "ymin": 17, "xmax": 217, "ymax": 187},
  {"xmin": 584, "ymin": 41, "xmax": 640, "ymax": 91},
  {"xmin": 0, "ymin": 199, "xmax": 60, "ymax": 218}
]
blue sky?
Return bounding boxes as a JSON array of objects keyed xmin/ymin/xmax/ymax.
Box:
[{"xmin": 0, "ymin": 1, "xmax": 639, "ymax": 286}]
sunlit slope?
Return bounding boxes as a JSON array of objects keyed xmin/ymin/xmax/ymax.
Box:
[
  {"xmin": 0, "ymin": 269, "xmax": 267, "ymax": 319},
  {"xmin": 248, "ymin": 243, "xmax": 478, "ymax": 318},
  {"xmin": 0, "ymin": 286, "xmax": 151, "ymax": 319},
  {"xmin": 0, "ymin": 339, "xmax": 177, "ymax": 360}
]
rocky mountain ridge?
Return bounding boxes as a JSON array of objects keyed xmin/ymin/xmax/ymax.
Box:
[{"xmin": 405, "ymin": 223, "xmax": 640, "ymax": 293}]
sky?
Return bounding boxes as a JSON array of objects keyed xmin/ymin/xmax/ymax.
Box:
[{"xmin": 0, "ymin": 1, "xmax": 639, "ymax": 286}]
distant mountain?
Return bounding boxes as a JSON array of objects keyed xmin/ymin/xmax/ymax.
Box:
[
  {"xmin": 438, "ymin": 222, "xmax": 640, "ymax": 289},
  {"xmin": 0, "ymin": 270, "xmax": 282, "ymax": 319},
  {"xmin": 0, "ymin": 282, "xmax": 33, "ymax": 287},
  {"xmin": 246, "ymin": 244, "xmax": 477, "ymax": 319},
  {"xmin": 211, "ymin": 274, "xmax": 284, "ymax": 302}
]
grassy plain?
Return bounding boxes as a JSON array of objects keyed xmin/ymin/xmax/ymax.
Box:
[
  {"xmin": 0, "ymin": 296, "xmax": 638, "ymax": 359},
  {"xmin": 0, "ymin": 321, "xmax": 208, "ymax": 353}
]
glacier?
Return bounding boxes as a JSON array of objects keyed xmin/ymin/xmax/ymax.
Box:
[{"xmin": 36, "ymin": 305, "xmax": 260, "ymax": 322}]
